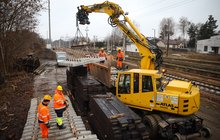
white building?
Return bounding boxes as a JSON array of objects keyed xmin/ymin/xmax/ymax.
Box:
[
  {"xmin": 197, "ymin": 35, "xmax": 220, "ymax": 54},
  {"xmin": 126, "ymin": 43, "xmax": 139, "ymax": 52}
]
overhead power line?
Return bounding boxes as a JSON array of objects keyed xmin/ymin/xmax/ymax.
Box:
[
  {"xmin": 144, "ymin": 0, "xmax": 196, "ymax": 16},
  {"xmin": 132, "ymin": 0, "xmax": 196, "ymax": 18}
]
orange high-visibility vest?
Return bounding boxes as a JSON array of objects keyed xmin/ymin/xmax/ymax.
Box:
[
  {"xmin": 38, "ymin": 103, "xmax": 51, "ymax": 124},
  {"xmin": 54, "ymin": 90, "xmax": 66, "ymax": 110},
  {"xmin": 117, "ymin": 51, "xmax": 124, "ymax": 60}
]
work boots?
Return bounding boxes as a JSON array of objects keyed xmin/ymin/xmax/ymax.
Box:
[{"xmin": 57, "ymin": 123, "xmax": 66, "ymax": 129}]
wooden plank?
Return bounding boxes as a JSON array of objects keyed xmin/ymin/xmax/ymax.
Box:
[{"xmin": 89, "ymin": 63, "xmax": 111, "ymax": 88}]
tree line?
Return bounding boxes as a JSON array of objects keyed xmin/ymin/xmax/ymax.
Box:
[
  {"xmin": 159, "ymin": 15, "xmax": 219, "ymax": 48},
  {"xmin": 103, "ymin": 15, "xmax": 218, "ymax": 50}
]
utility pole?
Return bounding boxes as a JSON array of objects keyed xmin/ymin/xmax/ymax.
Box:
[
  {"xmin": 165, "ymin": 24, "xmax": 169, "ymax": 56},
  {"xmin": 112, "ymin": 34, "xmax": 115, "ymax": 51},
  {"xmin": 111, "ymin": 34, "xmax": 113, "ymax": 52},
  {"xmin": 107, "ymin": 38, "xmax": 110, "ymax": 52},
  {"xmin": 59, "ymin": 39, "xmax": 61, "ymax": 48},
  {"xmin": 48, "ymin": 0, "xmax": 51, "ymax": 44},
  {"xmin": 152, "ymin": 28, "xmax": 156, "ymax": 45},
  {"xmin": 122, "ymin": 36, "xmax": 126, "ymax": 60},
  {"xmin": 69, "ymin": 39, "xmax": 71, "ymax": 48},
  {"xmin": 93, "ymin": 36, "xmax": 96, "ymax": 52},
  {"xmin": 85, "ymin": 26, "xmax": 89, "ymax": 43},
  {"xmin": 167, "ymin": 33, "xmax": 170, "ymax": 56},
  {"xmin": 123, "ymin": 20, "xmax": 127, "ymax": 60}
]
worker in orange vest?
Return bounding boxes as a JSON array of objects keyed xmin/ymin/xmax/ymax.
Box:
[
  {"xmin": 116, "ymin": 48, "xmax": 124, "ymax": 70},
  {"xmin": 98, "ymin": 48, "xmax": 107, "ymax": 63},
  {"xmin": 54, "ymin": 85, "xmax": 68, "ymax": 129},
  {"xmin": 38, "ymin": 95, "xmax": 51, "ymax": 139}
]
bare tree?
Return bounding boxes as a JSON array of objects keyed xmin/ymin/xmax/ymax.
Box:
[
  {"xmin": 112, "ymin": 27, "xmax": 123, "ymax": 44},
  {"xmin": 0, "ymin": 0, "xmax": 44, "ymax": 36},
  {"xmin": 0, "ymin": 0, "xmax": 44, "ymax": 73},
  {"xmin": 159, "ymin": 17, "xmax": 175, "ymax": 56},
  {"xmin": 179, "ymin": 17, "xmax": 190, "ymax": 39},
  {"xmin": 159, "ymin": 17, "xmax": 175, "ymax": 39},
  {"xmin": 179, "ymin": 17, "xmax": 190, "ymax": 47}
]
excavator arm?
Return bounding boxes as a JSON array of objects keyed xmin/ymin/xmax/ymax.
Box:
[{"xmin": 77, "ymin": 1, "xmax": 162, "ymax": 70}]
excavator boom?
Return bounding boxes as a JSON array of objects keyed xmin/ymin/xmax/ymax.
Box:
[{"xmin": 77, "ymin": 1, "xmax": 162, "ymax": 69}]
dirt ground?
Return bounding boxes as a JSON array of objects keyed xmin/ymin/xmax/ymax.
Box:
[
  {"xmin": 196, "ymin": 97, "xmax": 220, "ymax": 140},
  {"xmin": 0, "ymin": 58, "xmax": 220, "ymax": 140},
  {"xmin": 0, "ymin": 60, "xmax": 67, "ymax": 140},
  {"xmin": 0, "ymin": 72, "xmax": 33, "ymax": 140}
]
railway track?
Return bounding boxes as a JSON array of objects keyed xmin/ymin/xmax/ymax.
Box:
[
  {"xmin": 162, "ymin": 62, "xmax": 220, "ymax": 79},
  {"xmin": 122, "ymin": 59, "xmax": 220, "ymax": 96},
  {"xmin": 125, "ymin": 56, "xmax": 220, "ymax": 78}
]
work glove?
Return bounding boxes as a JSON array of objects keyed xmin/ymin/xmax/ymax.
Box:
[{"xmin": 45, "ymin": 122, "xmax": 50, "ymax": 128}]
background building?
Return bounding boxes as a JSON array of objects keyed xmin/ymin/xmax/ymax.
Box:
[{"xmin": 197, "ymin": 35, "xmax": 220, "ymax": 54}]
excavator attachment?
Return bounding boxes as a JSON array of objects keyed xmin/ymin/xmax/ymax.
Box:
[{"xmin": 77, "ymin": 7, "xmax": 90, "ymax": 25}]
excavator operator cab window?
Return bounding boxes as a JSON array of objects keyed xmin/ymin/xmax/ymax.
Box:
[
  {"xmin": 156, "ymin": 78, "xmax": 162, "ymax": 91},
  {"xmin": 142, "ymin": 75, "xmax": 153, "ymax": 92},
  {"xmin": 118, "ymin": 74, "xmax": 131, "ymax": 94},
  {"xmin": 134, "ymin": 73, "xmax": 139, "ymax": 93}
]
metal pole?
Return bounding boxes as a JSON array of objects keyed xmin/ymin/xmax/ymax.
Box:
[
  {"xmin": 93, "ymin": 36, "xmax": 96, "ymax": 51},
  {"xmin": 123, "ymin": 21, "xmax": 126, "ymax": 60},
  {"xmin": 59, "ymin": 38, "xmax": 61, "ymax": 48},
  {"xmin": 69, "ymin": 39, "xmax": 71, "ymax": 48},
  {"xmin": 48, "ymin": 0, "xmax": 51, "ymax": 44},
  {"xmin": 85, "ymin": 26, "xmax": 89, "ymax": 43},
  {"xmin": 111, "ymin": 34, "xmax": 113, "ymax": 52},
  {"xmin": 165, "ymin": 24, "xmax": 169, "ymax": 56},
  {"xmin": 167, "ymin": 32, "xmax": 169, "ymax": 56},
  {"xmin": 123, "ymin": 33, "xmax": 126, "ymax": 60},
  {"xmin": 152, "ymin": 28, "xmax": 156, "ymax": 45}
]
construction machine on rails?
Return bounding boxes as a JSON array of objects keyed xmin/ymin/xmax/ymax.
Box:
[{"xmin": 76, "ymin": 1, "xmax": 211, "ymax": 140}]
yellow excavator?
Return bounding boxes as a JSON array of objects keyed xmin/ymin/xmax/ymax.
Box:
[{"xmin": 77, "ymin": 1, "xmax": 211, "ymax": 140}]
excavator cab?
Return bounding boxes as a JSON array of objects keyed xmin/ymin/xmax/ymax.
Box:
[
  {"xmin": 116, "ymin": 69, "xmax": 161, "ymax": 111},
  {"xmin": 116, "ymin": 69, "xmax": 201, "ymax": 116}
]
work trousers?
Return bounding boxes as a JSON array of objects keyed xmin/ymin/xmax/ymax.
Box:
[
  {"xmin": 39, "ymin": 123, "xmax": 48, "ymax": 138},
  {"xmin": 117, "ymin": 60, "xmax": 123, "ymax": 69},
  {"xmin": 55, "ymin": 107, "xmax": 66, "ymax": 125}
]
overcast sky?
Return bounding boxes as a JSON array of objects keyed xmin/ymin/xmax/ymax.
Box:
[{"xmin": 37, "ymin": 0, "xmax": 220, "ymax": 41}]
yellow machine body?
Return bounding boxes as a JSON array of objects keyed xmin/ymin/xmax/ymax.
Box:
[{"xmin": 116, "ymin": 69, "xmax": 200, "ymax": 116}]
